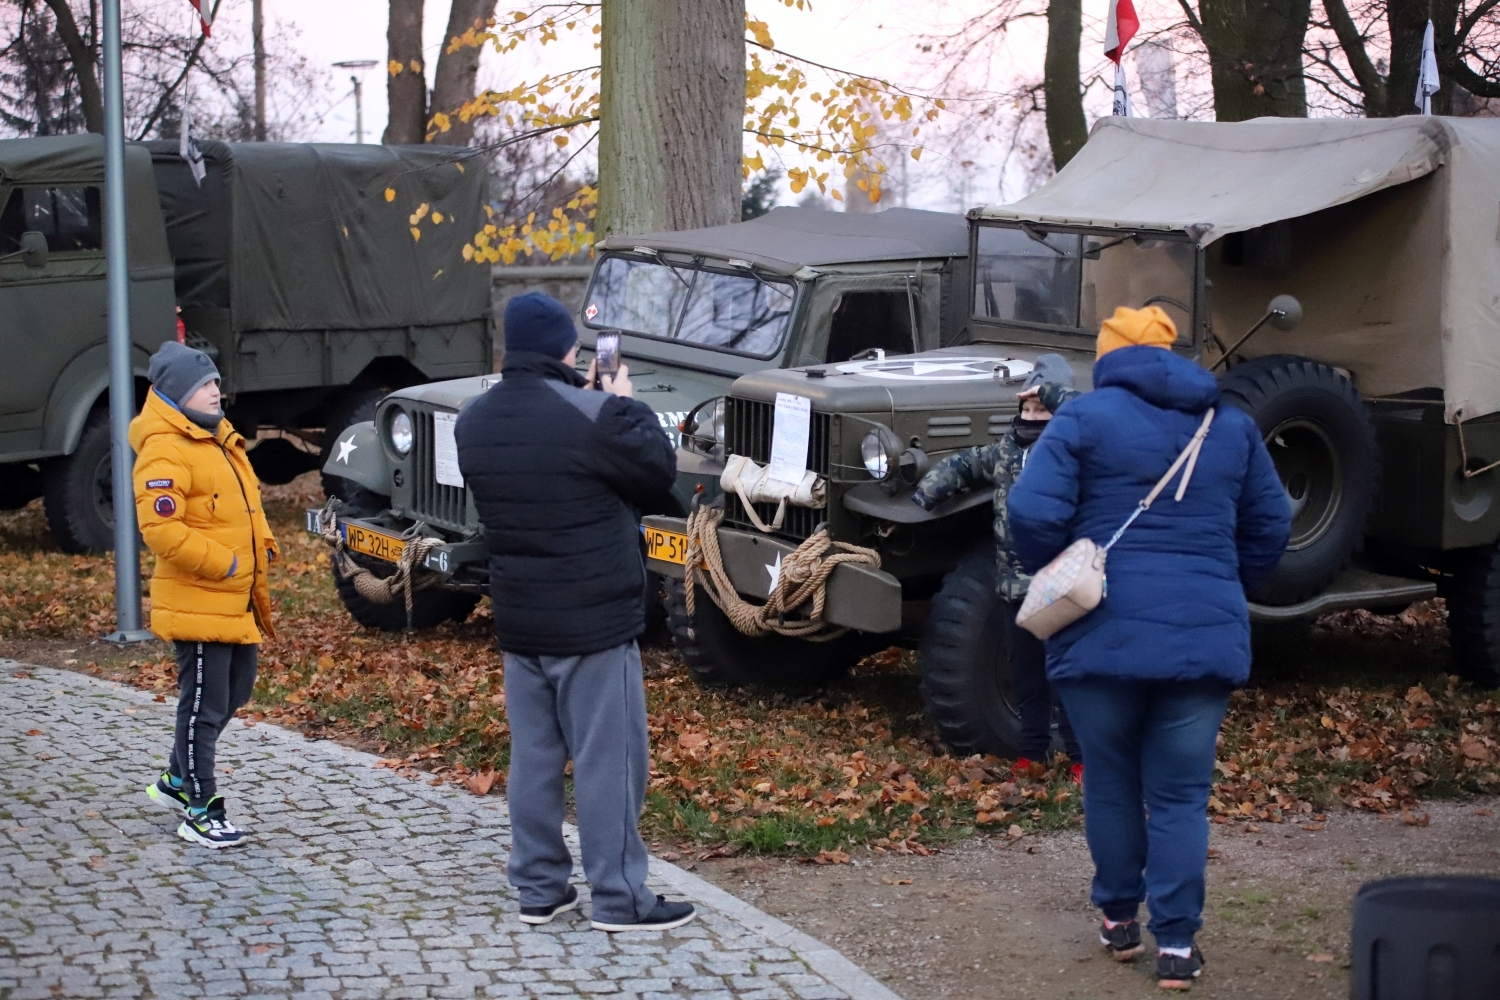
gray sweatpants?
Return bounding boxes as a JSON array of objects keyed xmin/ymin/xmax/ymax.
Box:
[{"xmin": 503, "ymin": 640, "xmax": 657, "ymax": 924}]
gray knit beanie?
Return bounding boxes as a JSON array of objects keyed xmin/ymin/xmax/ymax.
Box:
[{"xmin": 148, "ymin": 341, "xmax": 220, "ymax": 406}]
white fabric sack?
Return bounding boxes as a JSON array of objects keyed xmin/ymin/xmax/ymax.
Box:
[{"xmin": 720, "ymin": 454, "xmax": 826, "ymax": 533}]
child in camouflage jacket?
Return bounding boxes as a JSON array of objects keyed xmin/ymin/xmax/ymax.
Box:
[{"xmin": 912, "ymin": 354, "xmax": 1082, "ymax": 775}]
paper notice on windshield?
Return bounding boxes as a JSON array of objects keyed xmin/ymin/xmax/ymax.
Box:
[
  {"xmin": 434, "ymin": 411, "xmax": 465, "ymax": 488},
  {"xmin": 768, "ymin": 392, "xmax": 812, "ymax": 486}
]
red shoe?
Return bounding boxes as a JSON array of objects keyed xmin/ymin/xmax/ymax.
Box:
[
  {"xmin": 1070, "ymin": 763, "xmax": 1084, "ymax": 786},
  {"xmin": 1010, "ymin": 757, "xmax": 1033, "ymax": 777}
]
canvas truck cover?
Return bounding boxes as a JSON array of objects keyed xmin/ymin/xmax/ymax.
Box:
[
  {"xmin": 145, "ymin": 141, "xmax": 490, "ymax": 333},
  {"xmin": 599, "ymin": 206, "xmax": 970, "ymax": 275},
  {"xmin": 974, "ymin": 117, "xmax": 1500, "ymax": 423}
]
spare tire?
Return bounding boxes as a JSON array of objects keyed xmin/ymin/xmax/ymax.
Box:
[{"xmin": 1219, "ymin": 355, "xmax": 1378, "ymax": 606}]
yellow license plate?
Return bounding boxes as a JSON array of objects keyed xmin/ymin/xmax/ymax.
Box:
[
  {"xmin": 343, "ymin": 523, "xmax": 406, "ymax": 563},
  {"xmin": 644, "ymin": 526, "xmax": 689, "ymax": 565}
]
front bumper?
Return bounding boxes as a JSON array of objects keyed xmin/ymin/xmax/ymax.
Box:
[
  {"xmin": 642, "ymin": 514, "xmax": 902, "ymax": 633},
  {"xmin": 304, "ymin": 507, "xmax": 486, "ymax": 578}
]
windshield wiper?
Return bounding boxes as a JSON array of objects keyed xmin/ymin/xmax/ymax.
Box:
[
  {"xmin": 1020, "ymin": 222, "xmax": 1068, "ymax": 256},
  {"xmin": 1085, "ymin": 232, "xmax": 1140, "ymax": 256}
]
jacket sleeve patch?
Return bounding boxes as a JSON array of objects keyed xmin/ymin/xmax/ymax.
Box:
[
  {"xmin": 153, "ymin": 495, "xmax": 177, "ymax": 517},
  {"xmin": 146, "ymin": 478, "xmax": 174, "ymax": 489}
]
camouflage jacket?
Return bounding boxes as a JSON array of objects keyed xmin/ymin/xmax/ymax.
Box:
[{"xmin": 912, "ymin": 386, "xmax": 1079, "ymax": 600}]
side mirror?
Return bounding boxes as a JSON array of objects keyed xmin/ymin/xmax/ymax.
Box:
[
  {"xmin": 1268, "ymin": 294, "xmax": 1302, "ymax": 331},
  {"xmin": 20, "ymin": 231, "xmax": 47, "ymax": 269}
]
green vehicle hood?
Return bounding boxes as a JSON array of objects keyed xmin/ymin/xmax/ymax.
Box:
[{"xmin": 728, "ymin": 344, "xmax": 1099, "ymax": 414}]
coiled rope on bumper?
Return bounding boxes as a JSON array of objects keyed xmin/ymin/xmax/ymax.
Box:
[
  {"xmin": 682, "ymin": 504, "xmax": 880, "ymax": 641},
  {"xmin": 317, "ymin": 498, "xmax": 443, "ymax": 628}
]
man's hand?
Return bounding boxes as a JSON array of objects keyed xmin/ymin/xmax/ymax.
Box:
[{"xmin": 601, "ymin": 363, "xmax": 633, "ymax": 398}]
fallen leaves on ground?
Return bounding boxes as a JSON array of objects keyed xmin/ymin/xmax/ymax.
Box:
[{"xmin": 3, "ymin": 475, "xmax": 1498, "ymax": 859}]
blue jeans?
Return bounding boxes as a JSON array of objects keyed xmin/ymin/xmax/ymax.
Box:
[{"xmin": 1053, "ymin": 678, "xmax": 1231, "ymax": 949}]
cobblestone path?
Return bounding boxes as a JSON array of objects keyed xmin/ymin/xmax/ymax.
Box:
[{"xmin": 0, "ymin": 663, "xmax": 900, "ymax": 1000}]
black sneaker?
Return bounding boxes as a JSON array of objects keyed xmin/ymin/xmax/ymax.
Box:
[
  {"xmin": 519, "ymin": 885, "xmax": 580, "ymax": 925},
  {"xmin": 1156, "ymin": 946, "xmax": 1205, "ymax": 990},
  {"xmin": 590, "ymin": 895, "xmax": 696, "ymax": 932},
  {"xmin": 145, "ymin": 772, "xmax": 191, "ymax": 817},
  {"xmin": 176, "ymin": 796, "xmax": 248, "ymax": 849},
  {"xmin": 1100, "ymin": 919, "xmax": 1143, "ymax": 961}
]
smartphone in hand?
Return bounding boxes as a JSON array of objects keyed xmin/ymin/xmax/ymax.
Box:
[{"xmin": 594, "ymin": 331, "xmax": 621, "ymax": 389}]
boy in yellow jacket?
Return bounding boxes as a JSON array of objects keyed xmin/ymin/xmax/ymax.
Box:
[{"xmin": 132, "ymin": 342, "xmax": 278, "ymax": 848}]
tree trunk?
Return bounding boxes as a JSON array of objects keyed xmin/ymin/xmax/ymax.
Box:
[
  {"xmin": 42, "ymin": 0, "xmax": 103, "ymax": 133},
  {"xmin": 597, "ymin": 0, "xmax": 746, "ymax": 238},
  {"xmin": 1197, "ymin": 0, "xmax": 1311, "ymax": 120},
  {"xmin": 383, "ymin": 0, "xmax": 426, "ymax": 145},
  {"xmin": 1043, "ymin": 0, "xmax": 1088, "ymax": 171},
  {"xmin": 430, "ymin": 0, "xmax": 499, "ymax": 146},
  {"xmin": 252, "ymin": 0, "xmax": 266, "ymax": 141}
]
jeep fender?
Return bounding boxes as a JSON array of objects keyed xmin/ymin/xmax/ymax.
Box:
[
  {"xmin": 322, "ymin": 420, "xmax": 390, "ymax": 495},
  {"xmin": 40, "ymin": 340, "xmax": 155, "ymax": 459}
]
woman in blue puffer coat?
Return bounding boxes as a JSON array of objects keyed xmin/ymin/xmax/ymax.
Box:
[{"xmin": 1007, "ymin": 305, "xmax": 1291, "ymax": 990}]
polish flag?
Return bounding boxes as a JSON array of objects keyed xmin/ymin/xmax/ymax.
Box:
[
  {"xmin": 1105, "ymin": 0, "xmax": 1138, "ymax": 116},
  {"xmin": 187, "ymin": 0, "xmax": 211, "ymax": 37}
]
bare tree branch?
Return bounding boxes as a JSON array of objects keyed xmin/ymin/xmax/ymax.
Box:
[
  {"xmin": 1321, "ymin": 0, "xmax": 1386, "ymax": 111},
  {"xmin": 41, "ymin": 0, "xmax": 102, "ymax": 131}
]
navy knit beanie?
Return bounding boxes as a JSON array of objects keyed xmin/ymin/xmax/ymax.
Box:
[
  {"xmin": 147, "ymin": 341, "xmax": 220, "ymax": 406},
  {"xmin": 504, "ymin": 292, "xmax": 578, "ymax": 360}
]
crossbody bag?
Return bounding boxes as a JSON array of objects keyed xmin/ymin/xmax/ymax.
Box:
[{"xmin": 1015, "ymin": 407, "xmax": 1215, "ymax": 640}]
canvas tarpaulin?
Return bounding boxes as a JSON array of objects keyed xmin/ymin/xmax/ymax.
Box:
[
  {"xmin": 974, "ymin": 117, "xmax": 1500, "ymax": 423},
  {"xmin": 145, "ymin": 141, "xmax": 490, "ymax": 333},
  {"xmin": 599, "ymin": 206, "xmax": 970, "ymax": 275}
]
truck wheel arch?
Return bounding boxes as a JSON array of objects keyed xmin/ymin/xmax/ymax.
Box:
[{"xmin": 41, "ymin": 341, "xmax": 153, "ymax": 457}]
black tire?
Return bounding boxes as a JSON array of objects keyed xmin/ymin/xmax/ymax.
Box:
[
  {"xmin": 320, "ymin": 386, "xmax": 390, "ymax": 505},
  {"xmin": 663, "ymin": 577, "xmax": 875, "ymax": 690},
  {"xmin": 1218, "ymin": 355, "xmax": 1379, "ymax": 606},
  {"xmin": 331, "ymin": 551, "xmax": 480, "ymax": 632},
  {"xmin": 247, "ymin": 437, "xmax": 322, "ymax": 486},
  {"xmin": 42, "ymin": 409, "xmax": 118, "ymax": 554},
  {"xmin": 642, "ymin": 570, "xmax": 669, "ymax": 644},
  {"xmin": 1446, "ymin": 542, "xmax": 1500, "ymax": 688},
  {"xmin": 917, "ymin": 547, "xmax": 1024, "ymax": 756},
  {"xmin": 0, "ymin": 462, "xmax": 44, "ymax": 510}
]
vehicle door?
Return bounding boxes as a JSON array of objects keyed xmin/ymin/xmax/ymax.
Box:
[
  {"xmin": 787, "ymin": 267, "xmax": 943, "ymax": 366},
  {"xmin": 0, "ymin": 182, "xmax": 106, "ymax": 437}
]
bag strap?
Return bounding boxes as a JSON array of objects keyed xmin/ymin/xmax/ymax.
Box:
[{"xmin": 1101, "ymin": 407, "xmax": 1215, "ymax": 554}]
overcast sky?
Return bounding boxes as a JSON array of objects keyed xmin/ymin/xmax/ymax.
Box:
[{"xmin": 210, "ymin": 0, "xmax": 1145, "ymax": 211}]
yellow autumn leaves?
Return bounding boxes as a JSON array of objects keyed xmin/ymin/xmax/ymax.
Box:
[{"xmin": 463, "ymin": 192, "xmax": 596, "ymax": 265}]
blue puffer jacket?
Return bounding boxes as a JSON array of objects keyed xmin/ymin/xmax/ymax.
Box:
[{"xmin": 1006, "ymin": 346, "xmax": 1291, "ymax": 686}]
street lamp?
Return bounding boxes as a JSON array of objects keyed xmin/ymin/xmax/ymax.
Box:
[{"xmin": 333, "ymin": 60, "xmax": 379, "ymax": 143}]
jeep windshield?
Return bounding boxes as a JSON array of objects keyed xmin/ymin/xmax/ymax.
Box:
[
  {"xmin": 971, "ymin": 222, "xmax": 1195, "ymax": 344},
  {"xmin": 582, "ymin": 253, "xmax": 796, "ymax": 359}
]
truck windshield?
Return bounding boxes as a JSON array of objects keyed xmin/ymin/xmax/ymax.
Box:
[
  {"xmin": 973, "ymin": 223, "xmax": 1194, "ymax": 342},
  {"xmin": 583, "ymin": 254, "xmax": 795, "ymax": 359}
]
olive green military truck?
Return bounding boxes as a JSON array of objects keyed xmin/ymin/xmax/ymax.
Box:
[
  {"xmin": 0, "ymin": 134, "xmax": 490, "ymax": 552},
  {"xmin": 310, "ymin": 207, "xmax": 972, "ymax": 631},
  {"xmin": 642, "ymin": 116, "xmax": 1500, "ymax": 756}
]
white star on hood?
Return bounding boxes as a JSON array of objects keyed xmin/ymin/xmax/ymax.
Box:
[
  {"xmin": 766, "ymin": 552, "xmax": 783, "ymax": 593},
  {"xmin": 335, "ymin": 433, "xmax": 358, "ymax": 464}
]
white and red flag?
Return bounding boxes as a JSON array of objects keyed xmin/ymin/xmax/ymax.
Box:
[
  {"xmin": 1105, "ymin": 0, "xmax": 1138, "ymax": 116},
  {"xmin": 187, "ymin": 0, "xmax": 211, "ymax": 37}
]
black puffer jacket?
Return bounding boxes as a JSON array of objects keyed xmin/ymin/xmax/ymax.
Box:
[{"xmin": 455, "ymin": 351, "xmax": 678, "ymax": 655}]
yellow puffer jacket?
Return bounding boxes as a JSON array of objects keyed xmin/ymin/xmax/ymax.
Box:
[{"xmin": 129, "ymin": 388, "xmax": 279, "ymax": 643}]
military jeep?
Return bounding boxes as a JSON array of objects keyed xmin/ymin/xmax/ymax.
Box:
[
  {"xmin": 644, "ymin": 116, "xmax": 1500, "ymax": 756},
  {"xmin": 314, "ymin": 207, "xmax": 972, "ymax": 630}
]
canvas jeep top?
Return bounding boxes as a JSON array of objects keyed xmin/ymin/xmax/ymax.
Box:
[{"xmin": 643, "ymin": 115, "xmax": 1500, "ymax": 755}]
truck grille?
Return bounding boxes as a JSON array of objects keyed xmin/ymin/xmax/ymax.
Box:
[
  {"xmin": 410, "ymin": 407, "xmax": 468, "ymax": 531},
  {"xmin": 723, "ymin": 397, "xmax": 831, "ymax": 541}
]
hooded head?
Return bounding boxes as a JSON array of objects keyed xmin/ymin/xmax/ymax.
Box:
[
  {"xmin": 147, "ymin": 341, "xmax": 220, "ymax": 408},
  {"xmin": 1097, "ymin": 305, "xmax": 1176, "ymax": 359},
  {"xmin": 504, "ymin": 292, "xmax": 578, "ymax": 360}
]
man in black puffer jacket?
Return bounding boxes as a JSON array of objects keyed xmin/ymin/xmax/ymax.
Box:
[{"xmin": 456, "ymin": 292, "xmax": 693, "ymax": 933}]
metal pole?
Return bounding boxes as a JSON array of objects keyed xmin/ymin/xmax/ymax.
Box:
[
  {"xmin": 353, "ymin": 76, "xmax": 364, "ymax": 144},
  {"xmin": 101, "ymin": 0, "xmax": 152, "ymax": 645}
]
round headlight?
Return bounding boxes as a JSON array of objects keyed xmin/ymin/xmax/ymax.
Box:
[
  {"xmin": 861, "ymin": 429, "xmax": 893, "ymax": 480},
  {"xmin": 683, "ymin": 397, "xmax": 726, "ymax": 456},
  {"xmin": 389, "ymin": 410, "xmax": 413, "ymax": 456}
]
